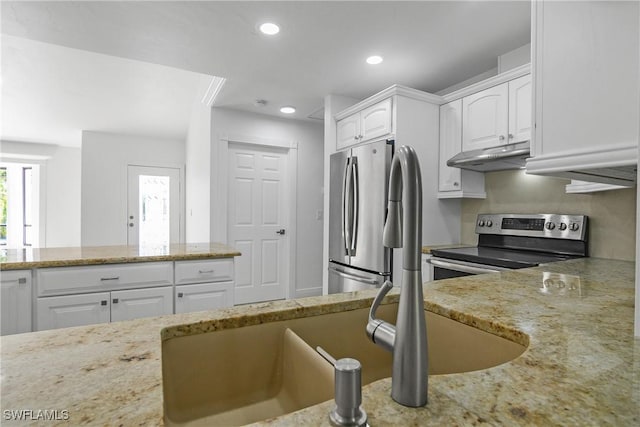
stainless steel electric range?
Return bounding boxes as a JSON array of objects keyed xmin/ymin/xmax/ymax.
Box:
[{"xmin": 430, "ymin": 214, "xmax": 588, "ymax": 280}]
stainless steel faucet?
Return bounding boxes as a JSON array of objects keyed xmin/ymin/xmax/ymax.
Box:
[{"xmin": 366, "ymin": 145, "xmax": 428, "ymax": 407}]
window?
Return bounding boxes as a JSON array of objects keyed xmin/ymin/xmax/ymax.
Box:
[{"xmin": 0, "ymin": 163, "xmax": 40, "ymax": 248}]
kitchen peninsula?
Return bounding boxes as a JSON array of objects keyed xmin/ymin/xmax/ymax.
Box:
[
  {"xmin": 0, "ymin": 257, "xmax": 638, "ymax": 425},
  {"xmin": 0, "ymin": 243, "xmax": 241, "ymax": 335}
]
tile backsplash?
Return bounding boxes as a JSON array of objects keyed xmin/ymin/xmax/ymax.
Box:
[{"xmin": 461, "ymin": 170, "xmax": 637, "ymax": 261}]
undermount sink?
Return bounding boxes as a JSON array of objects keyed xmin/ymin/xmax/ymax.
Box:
[{"xmin": 161, "ymin": 304, "xmax": 527, "ymax": 426}]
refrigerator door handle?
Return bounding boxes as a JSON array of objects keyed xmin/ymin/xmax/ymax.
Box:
[
  {"xmin": 351, "ymin": 157, "xmax": 359, "ymax": 255},
  {"xmin": 342, "ymin": 157, "xmax": 351, "ymax": 255},
  {"xmin": 331, "ymin": 268, "xmax": 379, "ymax": 285}
]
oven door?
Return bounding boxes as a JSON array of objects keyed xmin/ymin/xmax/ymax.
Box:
[{"xmin": 429, "ymin": 257, "xmax": 508, "ymax": 280}]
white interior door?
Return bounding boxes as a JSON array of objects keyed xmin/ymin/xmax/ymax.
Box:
[
  {"xmin": 127, "ymin": 165, "xmax": 180, "ymax": 249},
  {"xmin": 228, "ymin": 144, "xmax": 289, "ymax": 305}
]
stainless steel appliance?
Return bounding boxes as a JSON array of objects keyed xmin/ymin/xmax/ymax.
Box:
[
  {"xmin": 328, "ymin": 139, "xmax": 393, "ymax": 293},
  {"xmin": 430, "ymin": 213, "xmax": 588, "ymax": 280}
]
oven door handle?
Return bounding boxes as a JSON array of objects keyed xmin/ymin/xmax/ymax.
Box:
[{"xmin": 429, "ymin": 258, "xmax": 504, "ymax": 275}]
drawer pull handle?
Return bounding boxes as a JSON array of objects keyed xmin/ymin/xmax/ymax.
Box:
[
  {"xmin": 112, "ymin": 298, "xmax": 119, "ymax": 304},
  {"xmin": 18, "ymin": 278, "xmax": 27, "ymax": 284},
  {"xmin": 198, "ymin": 270, "xmax": 215, "ymax": 274},
  {"xmin": 101, "ymin": 300, "xmax": 108, "ymax": 306},
  {"xmin": 177, "ymin": 292, "xmax": 184, "ymax": 298},
  {"xmin": 100, "ymin": 277, "xmax": 120, "ymax": 281}
]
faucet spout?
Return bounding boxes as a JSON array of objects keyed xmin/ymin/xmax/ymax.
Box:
[{"xmin": 366, "ymin": 145, "xmax": 427, "ymax": 407}]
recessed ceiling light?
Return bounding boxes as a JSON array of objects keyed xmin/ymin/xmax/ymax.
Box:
[
  {"xmin": 259, "ymin": 22, "xmax": 280, "ymax": 35},
  {"xmin": 280, "ymin": 106, "xmax": 296, "ymax": 114},
  {"xmin": 366, "ymin": 55, "xmax": 384, "ymax": 65}
]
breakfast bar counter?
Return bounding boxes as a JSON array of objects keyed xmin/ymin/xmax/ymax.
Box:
[{"xmin": 0, "ymin": 257, "xmax": 638, "ymax": 425}]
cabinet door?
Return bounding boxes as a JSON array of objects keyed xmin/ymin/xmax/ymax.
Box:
[
  {"xmin": 111, "ymin": 286, "xmax": 173, "ymax": 322},
  {"xmin": 1, "ymin": 270, "xmax": 32, "ymax": 335},
  {"xmin": 336, "ymin": 113, "xmax": 360, "ymax": 150},
  {"xmin": 438, "ymin": 100, "xmax": 463, "ymax": 192},
  {"xmin": 37, "ymin": 293, "xmax": 110, "ymax": 331},
  {"xmin": 462, "ymin": 83, "xmax": 508, "ymax": 151},
  {"xmin": 360, "ymin": 98, "xmax": 393, "ymax": 142},
  {"xmin": 508, "ymin": 74, "xmax": 532, "ymax": 144},
  {"xmin": 175, "ymin": 282, "xmax": 234, "ymax": 314}
]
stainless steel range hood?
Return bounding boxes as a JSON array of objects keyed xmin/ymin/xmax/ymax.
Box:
[{"xmin": 447, "ymin": 141, "xmax": 530, "ymax": 172}]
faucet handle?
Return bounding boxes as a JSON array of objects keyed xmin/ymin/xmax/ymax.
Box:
[{"xmin": 366, "ymin": 280, "xmax": 395, "ymax": 352}]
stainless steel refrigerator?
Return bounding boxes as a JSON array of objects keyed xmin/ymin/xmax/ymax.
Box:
[{"xmin": 328, "ymin": 138, "xmax": 393, "ymax": 294}]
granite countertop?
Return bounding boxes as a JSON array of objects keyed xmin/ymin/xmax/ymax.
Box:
[
  {"xmin": 0, "ymin": 243, "xmax": 241, "ymax": 270},
  {"xmin": 1, "ymin": 258, "xmax": 638, "ymax": 425}
]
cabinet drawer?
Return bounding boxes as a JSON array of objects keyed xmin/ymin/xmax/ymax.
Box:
[
  {"xmin": 174, "ymin": 259, "xmax": 234, "ymax": 285},
  {"xmin": 36, "ymin": 262, "xmax": 174, "ymax": 297}
]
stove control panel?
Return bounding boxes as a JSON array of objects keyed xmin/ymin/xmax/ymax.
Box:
[{"xmin": 475, "ymin": 214, "xmax": 588, "ymax": 240}]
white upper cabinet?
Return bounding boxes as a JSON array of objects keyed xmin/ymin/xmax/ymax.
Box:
[
  {"xmin": 439, "ymin": 100, "xmax": 463, "ymax": 192},
  {"xmin": 462, "ymin": 83, "xmax": 509, "ymax": 152},
  {"xmin": 527, "ymin": 0, "xmax": 639, "ymax": 187},
  {"xmin": 360, "ymin": 98, "xmax": 393, "ymax": 142},
  {"xmin": 508, "ymin": 74, "xmax": 532, "ymax": 144},
  {"xmin": 336, "ymin": 98, "xmax": 392, "ymax": 150},
  {"xmin": 336, "ymin": 113, "xmax": 360, "ymax": 150}
]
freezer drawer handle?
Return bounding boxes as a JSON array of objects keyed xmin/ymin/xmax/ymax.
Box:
[{"xmin": 332, "ymin": 268, "xmax": 379, "ymax": 285}]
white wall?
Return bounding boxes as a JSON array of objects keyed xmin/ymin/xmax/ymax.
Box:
[
  {"xmin": 185, "ymin": 82, "xmax": 212, "ymax": 243},
  {"xmin": 45, "ymin": 146, "xmax": 81, "ymax": 247},
  {"xmin": 209, "ymin": 108, "xmax": 325, "ymax": 298},
  {"xmin": 81, "ymin": 131, "xmax": 185, "ymax": 246},
  {"xmin": 0, "ymin": 141, "xmax": 81, "ymax": 248}
]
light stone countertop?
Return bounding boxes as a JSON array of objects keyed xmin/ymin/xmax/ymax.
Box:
[
  {"xmin": 422, "ymin": 244, "xmax": 467, "ymax": 254},
  {"xmin": 0, "ymin": 243, "xmax": 241, "ymax": 270},
  {"xmin": 1, "ymin": 257, "xmax": 638, "ymax": 425}
]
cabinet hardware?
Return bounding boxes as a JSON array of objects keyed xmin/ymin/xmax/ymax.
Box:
[
  {"xmin": 129, "ymin": 223, "xmax": 134, "ymax": 227},
  {"xmin": 276, "ymin": 229, "xmax": 286, "ymax": 235},
  {"xmin": 508, "ymin": 133, "xmax": 514, "ymax": 139},
  {"xmin": 198, "ymin": 270, "xmax": 215, "ymax": 274},
  {"xmin": 100, "ymin": 277, "xmax": 120, "ymax": 281},
  {"xmin": 453, "ymin": 182, "xmax": 459, "ymax": 187},
  {"xmin": 18, "ymin": 278, "xmax": 27, "ymax": 284},
  {"xmin": 112, "ymin": 298, "xmax": 119, "ymax": 304},
  {"xmin": 101, "ymin": 300, "xmax": 108, "ymax": 306},
  {"xmin": 177, "ymin": 292, "xmax": 184, "ymax": 298},
  {"xmin": 499, "ymin": 135, "xmax": 505, "ymax": 141}
]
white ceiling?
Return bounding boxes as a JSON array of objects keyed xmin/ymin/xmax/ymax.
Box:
[{"xmin": 1, "ymin": 1, "xmax": 531, "ymax": 147}]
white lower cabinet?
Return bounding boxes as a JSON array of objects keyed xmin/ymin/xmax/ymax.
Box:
[
  {"xmin": 37, "ymin": 286, "xmax": 174, "ymax": 331},
  {"xmin": 1, "ymin": 270, "xmax": 33, "ymax": 335},
  {"xmin": 175, "ymin": 282, "xmax": 234, "ymax": 314},
  {"xmin": 111, "ymin": 286, "xmax": 173, "ymax": 322},
  {"xmin": 37, "ymin": 292, "xmax": 111, "ymax": 331}
]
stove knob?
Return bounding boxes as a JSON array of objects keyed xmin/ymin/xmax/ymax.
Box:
[
  {"xmin": 545, "ymin": 222, "xmax": 556, "ymax": 230},
  {"xmin": 559, "ymin": 223, "xmax": 567, "ymax": 231},
  {"xmin": 569, "ymin": 223, "xmax": 580, "ymax": 231},
  {"xmin": 486, "ymin": 220, "xmax": 493, "ymax": 227},
  {"xmin": 478, "ymin": 220, "xmax": 485, "ymax": 227}
]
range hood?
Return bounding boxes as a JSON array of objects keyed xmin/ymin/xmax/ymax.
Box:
[{"xmin": 447, "ymin": 141, "xmax": 530, "ymax": 172}]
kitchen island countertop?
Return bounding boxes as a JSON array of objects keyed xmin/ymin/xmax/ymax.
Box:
[
  {"xmin": 0, "ymin": 242, "xmax": 241, "ymax": 270},
  {"xmin": 1, "ymin": 257, "xmax": 638, "ymax": 425}
]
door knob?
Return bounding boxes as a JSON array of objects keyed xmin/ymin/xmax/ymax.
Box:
[{"xmin": 276, "ymin": 229, "xmax": 286, "ymax": 235}]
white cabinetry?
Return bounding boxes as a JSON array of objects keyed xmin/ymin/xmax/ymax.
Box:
[
  {"xmin": 421, "ymin": 254, "xmax": 432, "ymax": 283},
  {"xmin": 508, "ymin": 74, "xmax": 532, "ymax": 144},
  {"xmin": 336, "ymin": 98, "xmax": 392, "ymax": 150},
  {"xmin": 438, "ymin": 99, "xmax": 486, "ymax": 198},
  {"xmin": 1, "ymin": 270, "xmax": 32, "ymax": 335},
  {"xmin": 527, "ymin": 1, "xmax": 639, "ymax": 186},
  {"xmin": 462, "ymin": 84, "xmax": 508, "ymax": 152},
  {"xmin": 174, "ymin": 259, "xmax": 234, "ymax": 313},
  {"xmin": 35, "ymin": 262, "xmax": 175, "ymax": 331},
  {"xmin": 111, "ymin": 286, "xmax": 173, "ymax": 322},
  {"xmin": 37, "ymin": 292, "xmax": 111, "ymax": 331},
  {"xmin": 462, "ymin": 75, "xmax": 531, "ymax": 152}
]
